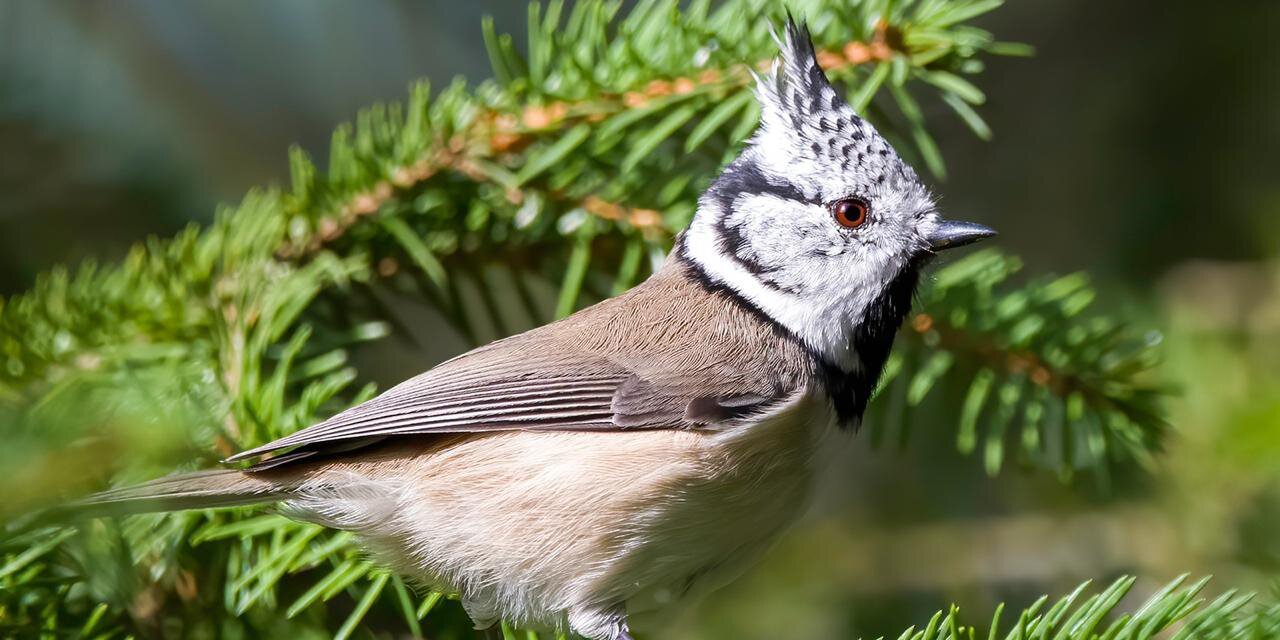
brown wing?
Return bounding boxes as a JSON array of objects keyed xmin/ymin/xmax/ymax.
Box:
[{"xmin": 225, "ymin": 258, "xmax": 813, "ymax": 464}]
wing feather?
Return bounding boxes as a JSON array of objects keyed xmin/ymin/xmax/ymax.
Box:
[
  {"xmin": 224, "ymin": 262, "xmax": 808, "ymax": 465},
  {"xmin": 311, "ymin": 377, "xmax": 622, "ymax": 428},
  {"xmin": 279, "ymin": 381, "xmax": 620, "ymax": 437},
  {"xmin": 227, "ymin": 373, "xmax": 627, "ymax": 462}
]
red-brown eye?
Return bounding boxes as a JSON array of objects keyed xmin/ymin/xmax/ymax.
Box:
[{"xmin": 831, "ymin": 198, "xmax": 869, "ymax": 229}]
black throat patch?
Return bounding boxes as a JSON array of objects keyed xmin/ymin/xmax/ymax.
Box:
[{"xmin": 821, "ymin": 261, "xmax": 923, "ymax": 427}]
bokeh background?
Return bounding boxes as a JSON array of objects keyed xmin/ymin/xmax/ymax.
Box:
[{"xmin": 2, "ymin": 1, "xmax": 1278, "ymax": 638}]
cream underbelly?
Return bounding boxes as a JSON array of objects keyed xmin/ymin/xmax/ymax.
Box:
[{"xmin": 279, "ymin": 390, "xmax": 838, "ymax": 638}]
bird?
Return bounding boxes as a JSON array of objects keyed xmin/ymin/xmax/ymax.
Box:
[{"xmin": 59, "ymin": 20, "xmax": 995, "ymax": 640}]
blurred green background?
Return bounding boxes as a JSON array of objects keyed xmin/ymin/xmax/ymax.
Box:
[{"xmin": 1, "ymin": 1, "xmax": 1277, "ymax": 638}]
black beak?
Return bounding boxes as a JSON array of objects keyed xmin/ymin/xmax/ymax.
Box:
[{"xmin": 927, "ymin": 219, "xmax": 997, "ymax": 251}]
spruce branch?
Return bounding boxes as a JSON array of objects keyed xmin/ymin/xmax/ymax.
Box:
[
  {"xmin": 873, "ymin": 250, "xmax": 1169, "ymax": 478},
  {"xmin": 0, "ymin": 1, "xmax": 1189, "ymax": 638},
  {"xmin": 895, "ymin": 576, "xmax": 1280, "ymax": 640},
  {"xmin": 279, "ymin": 15, "xmax": 907, "ymax": 260}
]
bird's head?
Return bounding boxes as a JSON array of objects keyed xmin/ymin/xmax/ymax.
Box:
[{"xmin": 681, "ymin": 19, "xmax": 995, "ymax": 372}]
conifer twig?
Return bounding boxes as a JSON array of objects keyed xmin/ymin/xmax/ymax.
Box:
[{"xmin": 0, "ymin": 2, "xmax": 1183, "ymax": 638}]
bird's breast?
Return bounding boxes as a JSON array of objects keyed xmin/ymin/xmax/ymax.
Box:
[{"xmin": 603, "ymin": 389, "xmax": 842, "ymax": 621}]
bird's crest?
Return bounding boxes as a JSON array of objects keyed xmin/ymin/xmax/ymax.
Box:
[{"xmin": 753, "ymin": 19, "xmax": 873, "ymax": 163}]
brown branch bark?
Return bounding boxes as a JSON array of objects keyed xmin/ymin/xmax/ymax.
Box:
[{"xmin": 280, "ymin": 22, "xmax": 903, "ymax": 261}]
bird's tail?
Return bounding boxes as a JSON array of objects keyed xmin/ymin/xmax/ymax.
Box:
[{"xmin": 48, "ymin": 469, "xmax": 293, "ymax": 522}]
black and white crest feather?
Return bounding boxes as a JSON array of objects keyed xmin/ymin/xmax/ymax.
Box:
[{"xmin": 755, "ymin": 20, "xmax": 876, "ymax": 171}]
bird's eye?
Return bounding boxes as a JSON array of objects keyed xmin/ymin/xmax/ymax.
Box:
[{"xmin": 831, "ymin": 198, "xmax": 869, "ymax": 229}]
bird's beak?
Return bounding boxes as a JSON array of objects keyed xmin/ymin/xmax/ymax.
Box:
[{"xmin": 927, "ymin": 219, "xmax": 997, "ymax": 251}]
